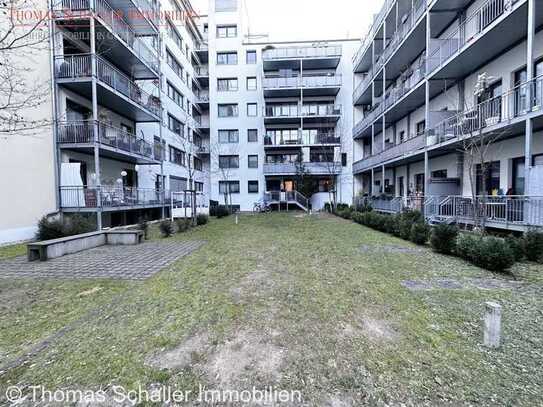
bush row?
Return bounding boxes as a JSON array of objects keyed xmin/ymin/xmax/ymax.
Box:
[
  {"xmin": 37, "ymin": 214, "xmax": 95, "ymax": 241},
  {"xmin": 210, "ymin": 205, "xmax": 232, "ymax": 218},
  {"xmin": 159, "ymin": 214, "xmax": 209, "ymax": 238},
  {"xmin": 334, "ymin": 207, "xmax": 543, "ymax": 272}
]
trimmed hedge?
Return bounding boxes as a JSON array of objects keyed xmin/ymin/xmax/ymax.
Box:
[
  {"xmin": 430, "ymin": 224, "xmax": 459, "ymax": 255},
  {"xmin": 456, "ymin": 234, "xmax": 515, "ymax": 272},
  {"xmin": 410, "ymin": 222, "xmax": 430, "ymax": 245},
  {"xmin": 36, "ymin": 214, "xmax": 95, "ymax": 241},
  {"xmin": 159, "ymin": 220, "xmax": 174, "ymax": 238},
  {"xmin": 175, "ymin": 219, "xmax": 191, "ymax": 233},
  {"xmin": 197, "ymin": 214, "xmax": 209, "ymax": 225},
  {"xmin": 523, "ymin": 230, "xmax": 543, "ymax": 263}
]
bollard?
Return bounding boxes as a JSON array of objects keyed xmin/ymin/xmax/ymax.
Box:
[
  {"xmin": 235, "ymin": 214, "xmax": 238, "ymax": 225},
  {"xmin": 483, "ymin": 301, "xmax": 501, "ymax": 348}
]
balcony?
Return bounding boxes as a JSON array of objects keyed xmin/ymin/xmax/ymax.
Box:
[
  {"xmin": 263, "ymin": 161, "xmax": 342, "ymax": 176},
  {"xmin": 53, "ymin": 0, "xmax": 159, "ymax": 77},
  {"xmin": 353, "ymin": 133, "xmax": 427, "ymax": 174},
  {"xmin": 263, "ymin": 75, "xmax": 342, "ymax": 97},
  {"xmin": 427, "ymin": 0, "xmax": 530, "ymax": 85},
  {"xmin": 57, "ymin": 121, "xmax": 160, "ymax": 164},
  {"xmin": 264, "ymin": 105, "xmax": 342, "ymax": 125},
  {"xmin": 60, "ymin": 186, "xmax": 166, "ymax": 212},
  {"xmin": 195, "ymin": 90, "xmax": 209, "ymax": 105},
  {"xmin": 264, "ymin": 131, "xmax": 341, "ymax": 148},
  {"xmin": 54, "ymin": 54, "xmax": 161, "ymax": 122},
  {"xmin": 427, "ymin": 74, "xmax": 543, "ymax": 150},
  {"xmin": 352, "ymin": 0, "xmax": 395, "ymax": 73},
  {"xmin": 353, "ymin": 71, "xmax": 374, "ymax": 106},
  {"xmin": 262, "ymin": 45, "xmax": 342, "ymax": 70},
  {"xmin": 353, "ymin": 102, "xmax": 384, "ymax": 139},
  {"xmin": 382, "ymin": 63, "xmax": 427, "ymax": 122}
]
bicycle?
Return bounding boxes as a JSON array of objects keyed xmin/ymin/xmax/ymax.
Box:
[{"xmin": 253, "ymin": 200, "xmax": 272, "ymax": 213}]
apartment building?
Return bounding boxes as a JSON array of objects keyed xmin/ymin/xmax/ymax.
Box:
[
  {"xmin": 206, "ymin": 0, "xmax": 358, "ymax": 211},
  {"xmin": 352, "ymin": 0, "xmax": 543, "ymax": 230}
]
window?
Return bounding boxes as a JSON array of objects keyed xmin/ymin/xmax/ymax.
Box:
[
  {"xmin": 246, "ymin": 50, "xmax": 257, "ymax": 64},
  {"xmin": 247, "ymin": 129, "xmax": 258, "ymax": 142},
  {"xmin": 169, "ymin": 146, "xmax": 186, "ymax": 166},
  {"xmin": 168, "ymin": 114, "xmax": 184, "ymax": 136},
  {"xmin": 247, "ymin": 77, "xmax": 257, "ymax": 90},
  {"xmin": 217, "ymin": 51, "xmax": 237, "ymax": 65},
  {"xmin": 166, "ymin": 50, "xmax": 183, "ymax": 78},
  {"xmin": 219, "ymin": 181, "xmax": 240, "ymax": 194},
  {"xmin": 341, "ymin": 153, "xmax": 347, "ymax": 167},
  {"xmin": 431, "ymin": 169, "xmax": 448, "ymax": 178},
  {"xmin": 167, "ymin": 20, "xmax": 182, "ymax": 50},
  {"xmin": 247, "ymin": 103, "xmax": 257, "ymax": 117},
  {"xmin": 476, "ymin": 161, "xmax": 500, "ymax": 195},
  {"xmin": 248, "ymin": 181, "xmax": 259, "ymax": 193},
  {"xmin": 398, "ymin": 130, "xmax": 405, "ymax": 143},
  {"xmin": 248, "ymin": 155, "xmax": 258, "ymax": 168},
  {"xmin": 218, "ymin": 129, "xmax": 239, "ymax": 143},
  {"xmin": 217, "ymin": 25, "xmax": 237, "ymax": 38},
  {"xmin": 195, "ymin": 181, "xmax": 204, "ymax": 192},
  {"xmin": 194, "ymin": 157, "xmax": 203, "ymax": 171},
  {"xmin": 219, "ymin": 155, "xmax": 239, "ymax": 169},
  {"xmin": 218, "ymin": 104, "xmax": 239, "ymax": 117},
  {"xmin": 217, "ymin": 78, "xmax": 238, "ymax": 91},
  {"xmin": 167, "ymin": 82, "xmax": 184, "ymax": 107},
  {"xmin": 170, "ymin": 176, "xmax": 187, "ymax": 192},
  {"xmin": 416, "ymin": 120, "xmax": 426, "ymax": 136},
  {"xmin": 415, "ymin": 173, "xmax": 425, "ymax": 194},
  {"xmin": 215, "ymin": 0, "xmax": 237, "ymax": 12}
]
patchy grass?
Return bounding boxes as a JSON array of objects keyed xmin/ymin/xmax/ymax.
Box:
[
  {"xmin": 0, "ymin": 243, "xmax": 26, "ymax": 260},
  {"xmin": 0, "ymin": 213, "xmax": 542, "ymax": 406}
]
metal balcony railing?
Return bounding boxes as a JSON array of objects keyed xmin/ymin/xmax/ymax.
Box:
[
  {"xmin": 427, "ymin": 74, "xmax": 543, "ymax": 146},
  {"xmin": 195, "ymin": 65, "xmax": 209, "ymax": 76},
  {"xmin": 195, "ymin": 90, "xmax": 209, "ymax": 102},
  {"xmin": 54, "ymin": 0, "xmax": 159, "ymax": 72},
  {"xmin": 263, "ymin": 162, "xmax": 342, "ymax": 175},
  {"xmin": 353, "ymin": 70, "xmax": 374, "ymax": 102},
  {"xmin": 353, "ymin": 102, "xmax": 384, "ymax": 138},
  {"xmin": 262, "ymin": 45, "xmax": 342, "ymax": 61},
  {"xmin": 384, "ymin": 63, "xmax": 427, "ymax": 110},
  {"xmin": 57, "ymin": 120, "xmax": 157, "ymax": 160},
  {"xmin": 60, "ymin": 186, "xmax": 166, "ymax": 209},
  {"xmin": 264, "ymin": 132, "xmax": 341, "ymax": 146},
  {"xmin": 427, "ymin": 0, "xmax": 518, "ymax": 74},
  {"xmin": 54, "ymin": 54, "xmax": 161, "ymax": 117},
  {"xmin": 264, "ymin": 105, "xmax": 342, "ymax": 118},
  {"xmin": 263, "ymin": 75, "xmax": 342, "ymax": 89}
]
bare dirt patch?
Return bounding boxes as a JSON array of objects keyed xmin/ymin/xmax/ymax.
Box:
[
  {"xmin": 360, "ymin": 244, "xmax": 425, "ymax": 254},
  {"xmin": 145, "ymin": 332, "xmax": 210, "ymax": 371},
  {"xmin": 205, "ymin": 330, "xmax": 285, "ymax": 388},
  {"xmin": 340, "ymin": 316, "xmax": 399, "ymax": 343},
  {"xmin": 402, "ymin": 278, "xmax": 527, "ymax": 292}
]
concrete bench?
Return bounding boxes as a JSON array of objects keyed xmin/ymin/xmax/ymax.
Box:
[{"xmin": 27, "ymin": 230, "xmax": 144, "ymax": 261}]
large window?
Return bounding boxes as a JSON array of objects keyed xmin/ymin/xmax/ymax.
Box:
[
  {"xmin": 247, "ymin": 103, "xmax": 258, "ymax": 117},
  {"xmin": 169, "ymin": 146, "xmax": 186, "ymax": 166},
  {"xmin": 166, "ymin": 50, "xmax": 183, "ymax": 79},
  {"xmin": 167, "ymin": 20, "xmax": 183, "ymax": 51},
  {"xmin": 247, "ymin": 129, "xmax": 258, "ymax": 142},
  {"xmin": 248, "ymin": 155, "xmax": 258, "ymax": 168},
  {"xmin": 168, "ymin": 114, "xmax": 183, "ymax": 136},
  {"xmin": 218, "ymin": 129, "xmax": 239, "ymax": 143},
  {"xmin": 248, "ymin": 181, "xmax": 259, "ymax": 193},
  {"xmin": 167, "ymin": 82, "xmax": 184, "ymax": 108},
  {"xmin": 170, "ymin": 176, "xmax": 187, "ymax": 192},
  {"xmin": 217, "ymin": 25, "xmax": 237, "ymax": 38},
  {"xmin": 219, "ymin": 155, "xmax": 239, "ymax": 169},
  {"xmin": 217, "ymin": 78, "xmax": 238, "ymax": 91},
  {"xmin": 246, "ymin": 77, "xmax": 257, "ymax": 90},
  {"xmin": 219, "ymin": 181, "xmax": 240, "ymax": 194},
  {"xmin": 195, "ymin": 181, "xmax": 204, "ymax": 192},
  {"xmin": 476, "ymin": 161, "xmax": 500, "ymax": 195},
  {"xmin": 218, "ymin": 104, "xmax": 239, "ymax": 117},
  {"xmin": 217, "ymin": 51, "xmax": 238, "ymax": 65},
  {"xmin": 215, "ymin": 0, "xmax": 237, "ymax": 12},
  {"xmin": 194, "ymin": 157, "xmax": 203, "ymax": 171},
  {"xmin": 246, "ymin": 50, "xmax": 257, "ymax": 64},
  {"xmin": 416, "ymin": 120, "xmax": 426, "ymax": 136}
]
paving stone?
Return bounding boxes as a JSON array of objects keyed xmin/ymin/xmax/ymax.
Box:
[{"xmin": 0, "ymin": 240, "xmax": 205, "ymax": 281}]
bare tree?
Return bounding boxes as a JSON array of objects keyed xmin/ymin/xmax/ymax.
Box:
[
  {"xmin": 178, "ymin": 124, "xmax": 204, "ymax": 225},
  {"xmin": 210, "ymin": 135, "xmax": 239, "ymax": 212},
  {"xmin": 0, "ymin": 0, "xmax": 52, "ymax": 137}
]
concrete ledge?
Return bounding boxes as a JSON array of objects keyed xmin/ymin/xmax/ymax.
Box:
[{"xmin": 27, "ymin": 230, "xmax": 144, "ymax": 261}]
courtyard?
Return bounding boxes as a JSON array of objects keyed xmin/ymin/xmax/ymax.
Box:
[{"xmin": 0, "ymin": 213, "xmax": 542, "ymax": 406}]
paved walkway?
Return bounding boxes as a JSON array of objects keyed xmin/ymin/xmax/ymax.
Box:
[{"xmin": 0, "ymin": 240, "xmax": 206, "ymax": 281}]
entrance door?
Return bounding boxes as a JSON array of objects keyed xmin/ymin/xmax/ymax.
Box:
[
  {"xmin": 512, "ymin": 157, "xmax": 525, "ymax": 195},
  {"xmin": 398, "ymin": 176, "xmax": 404, "ymax": 197},
  {"xmin": 283, "ymin": 180, "xmax": 294, "ymax": 192}
]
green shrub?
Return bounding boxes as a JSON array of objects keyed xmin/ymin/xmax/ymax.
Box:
[
  {"xmin": 397, "ymin": 210, "xmax": 424, "ymax": 240},
  {"xmin": 215, "ymin": 205, "xmax": 231, "ymax": 218},
  {"xmin": 505, "ymin": 235, "xmax": 525, "ymax": 262},
  {"xmin": 410, "ymin": 222, "xmax": 430, "ymax": 245},
  {"xmin": 36, "ymin": 214, "xmax": 95, "ymax": 241},
  {"xmin": 196, "ymin": 214, "xmax": 209, "ymax": 225},
  {"xmin": 351, "ymin": 211, "xmax": 364, "ymax": 224},
  {"xmin": 457, "ymin": 234, "xmax": 515, "ymax": 272},
  {"xmin": 383, "ymin": 216, "xmax": 398, "ymax": 235},
  {"xmin": 159, "ymin": 220, "xmax": 174, "ymax": 237},
  {"xmin": 175, "ymin": 219, "xmax": 191, "ymax": 233},
  {"xmin": 430, "ymin": 224, "xmax": 459, "ymax": 255},
  {"xmin": 523, "ymin": 230, "xmax": 543, "ymax": 262},
  {"xmin": 138, "ymin": 218, "xmax": 149, "ymax": 240}
]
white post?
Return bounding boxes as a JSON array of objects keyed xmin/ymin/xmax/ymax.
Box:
[
  {"xmin": 235, "ymin": 213, "xmax": 239, "ymax": 225},
  {"xmin": 483, "ymin": 301, "xmax": 502, "ymax": 348}
]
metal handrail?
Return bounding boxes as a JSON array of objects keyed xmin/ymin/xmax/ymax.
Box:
[
  {"xmin": 263, "ymin": 75, "xmax": 342, "ymax": 89},
  {"xmin": 60, "ymin": 186, "xmax": 166, "ymax": 209},
  {"xmin": 262, "ymin": 45, "xmax": 342, "ymax": 60},
  {"xmin": 383, "ymin": 63, "xmax": 427, "ymax": 110},
  {"xmin": 264, "ymin": 104, "xmax": 342, "ymax": 118},
  {"xmin": 264, "ymin": 131, "xmax": 341, "ymax": 146}
]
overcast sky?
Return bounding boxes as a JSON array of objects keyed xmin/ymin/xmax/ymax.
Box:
[{"xmin": 191, "ymin": 0, "xmax": 383, "ymax": 42}]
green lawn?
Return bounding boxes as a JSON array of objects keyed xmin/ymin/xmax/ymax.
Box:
[{"xmin": 0, "ymin": 213, "xmax": 542, "ymax": 406}]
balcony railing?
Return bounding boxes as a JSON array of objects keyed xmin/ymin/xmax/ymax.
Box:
[
  {"xmin": 60, "ymin": 186, "xmax": 166, "ymax": 209},
  {"xmin": 262, "ymin": 45, "xmax": 342, "ymax": 61},
  {"xmin": 353, "ymin": 102, "xmax": 384, "ymax": 137},
  {"xmin": 195, "ymin": 65, "xmax": 209, "ymax": 76},
  {"xmin": 195, "ymin": 90, "xmax": 209, "ymax": 102},
  {"xmin": 57, "ymin": 120, "xmax": 158, "ymax": 160},
  {"xmin": 353, "ymin": 71, "xmax": 374, "ymax": 102},
  {"xmin": 54, "ymin": 0, "xmax": 159, "ymax": 72},
  {"xmin": 384, "ymin": 63, "xmax": 426, "ymax": 110},
  {"xmin": 382, "ymin": 0, "xmax": 427, "ymax": 63},
  {"xmin": 54, "ymin": 54, "xmax": 161, "ymax": 117},
  {"xmin": 353, "ymin": 133, "xmax": 426, "ymax": 173},
  {"xmin": 264, "ymin": 132, "xmax": 341, "ymax": 146},
  {"xmin": 264, "ymin": 105, "xmax": 342, "ymax": 118},
  {"xmin": 263, "ymin": 161, "xmax": 342, "ymax": 175},
  {"xmin": 428, "ymin": 0, "xmax": 518, "ymax": 74},
  {"xmin": 263, "ymin": 75, "xmax": 342, "ymax": 89},
  {"xmin": 427, "ymin": 74, "xmax": 543, "ymax": 146}
]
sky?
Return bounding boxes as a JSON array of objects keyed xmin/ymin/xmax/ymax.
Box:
[{"xmin": 190, "ymin": 0, "xmax": 383, "ymax": 42}]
